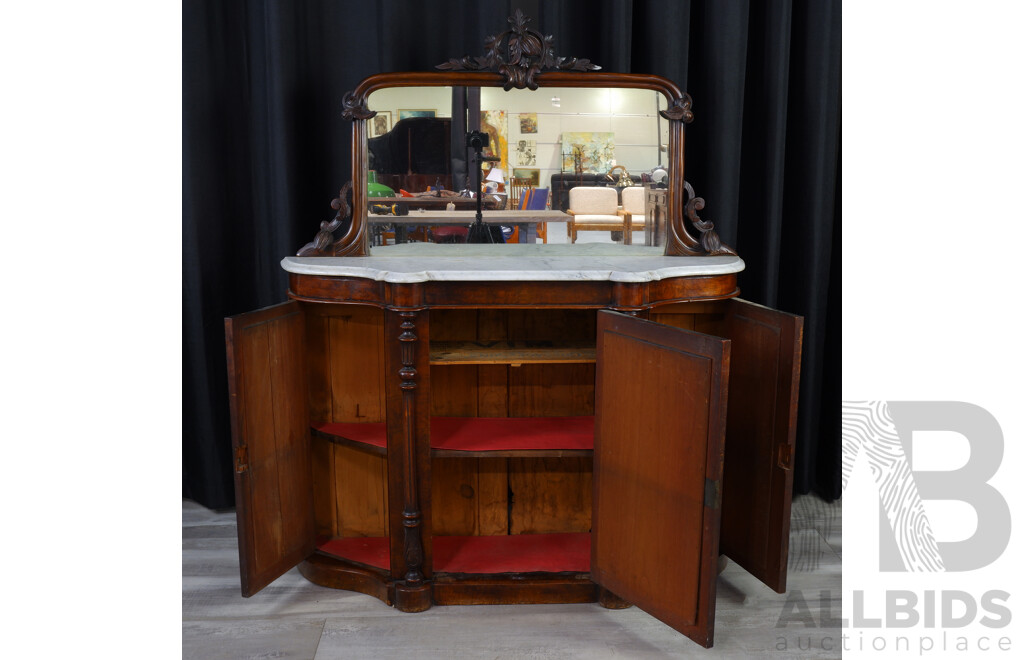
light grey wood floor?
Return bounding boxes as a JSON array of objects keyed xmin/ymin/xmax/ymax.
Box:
[{"xmin": 183, "ymin": 495, "xmax": 841, "ymax": 659}]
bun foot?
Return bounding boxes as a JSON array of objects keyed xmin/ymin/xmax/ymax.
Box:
[
  {"xmin": 394, "ymin": 581, "xmax": 433, "ymax": 612},
  {"xmin": 598, "ymin": 587, "xmax": 633, "ymax": 610}
]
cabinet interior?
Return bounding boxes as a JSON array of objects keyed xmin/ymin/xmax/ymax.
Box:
[{"xmin": 303, "ymin": 301, "xmax": 729, "ymax": 575}]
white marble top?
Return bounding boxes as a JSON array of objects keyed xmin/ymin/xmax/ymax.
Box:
[{"xmin": 281, "ymin": 243, "xmax": 744, "ymax": 284}]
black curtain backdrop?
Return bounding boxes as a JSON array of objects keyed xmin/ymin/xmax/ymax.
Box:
[{"xmin": 183, "ymin": 0, "xmax": 841, "ymax": 509}]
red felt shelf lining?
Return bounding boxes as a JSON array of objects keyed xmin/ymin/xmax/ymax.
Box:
[
  {"xmin": 313, "ymin": 415, "xmax": 594, "ymax": 453},
  {"xmin": 318, "ymin": 533, "xmax": 591, "ymax": 574},
  {"xmin": 318, "ymin": 536, "xmax": 390, "ymax": 570}
]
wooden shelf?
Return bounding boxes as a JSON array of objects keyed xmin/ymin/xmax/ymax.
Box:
[
  {"xmin": 318, "ymin": 536, "xmax": 390, "ymax": 570},
  {"xmin": 431, "ymin": 416, "xmax": 593, "ymax": 456},
  {"xmin": 434, "ymin": 533, "xmax": 591, "ymax": 574},
  {"xmin": 312, "ymin": 416, "xmax": 594, "ymax": 457},
  {"xmin": 318, "ymin": 533, "xmax": 591, "ymax": 574},
  {"xmin": 430, "ymin": 340, "xmax": 596, "ymax": 366},
  {"xmin": 312, "ymin": 422, "xmax": 387, "ymax": 456}
]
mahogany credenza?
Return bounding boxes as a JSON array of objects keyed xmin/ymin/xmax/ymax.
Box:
[{"xmin": 225, "ymin": 12, "xmax": 804, "ymax": 647}]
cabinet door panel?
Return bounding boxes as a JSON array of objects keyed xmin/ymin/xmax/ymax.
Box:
[
  {"xmin": 592, "ymin": 311, "xmax": 729, "ymax": 648},
  {"xmin": 225, "ymin": 301, "xmax": 314, "ymax": 596},
  {"xmin": 717, "ymin": 299, "xmax": 803, "ymax": 593}
]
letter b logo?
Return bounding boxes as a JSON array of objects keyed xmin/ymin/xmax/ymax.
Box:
[{"xmin": 842, "ymin": 401, "xmax": 1010, "ymax": 572}]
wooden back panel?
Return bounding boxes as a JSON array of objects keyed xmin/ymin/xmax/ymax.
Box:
[
  {"xmin": 430, "ymin": 310, "xmax": 510, "ymax": 537},
  {"xmin": 429, "ymin": 309, "xmax": 596, "ymax": 537},
  {"xmin": 592, "ymin": 311, "xmax": 729, "ymax": 648},
  {"xmin": 225, "ymin": 301, "xmax": 314, "ymax": 596},
  {"xmin": 305, "ymin": 305, "xmax": 390, "ymax": 542}
]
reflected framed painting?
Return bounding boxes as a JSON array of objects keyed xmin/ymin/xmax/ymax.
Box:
[
  {"xmin": 398, "ymin": 109, "xmax": 436, "ymax": 120},
  {"xmin": 369, "ymin": 111, "xmax": 391, "ymax": 137},
  {"xmin": 512, "ymin": 168, "xmax": 540, "ymax": 187},
  {"xmin": 519, "ymin": 113, "xmax": 538, "ymax": 134}
]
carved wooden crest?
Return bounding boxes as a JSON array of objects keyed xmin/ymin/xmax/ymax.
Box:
[{"xmin": 436, "ymin": 9, "xmax": 600, "ymax": 90}]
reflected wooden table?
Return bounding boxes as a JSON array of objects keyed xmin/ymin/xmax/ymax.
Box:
[{"xmin": 370, "ymin": 210, "xmax": 567, "ymax": 244}]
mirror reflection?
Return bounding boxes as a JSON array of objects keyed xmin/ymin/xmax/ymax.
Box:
[{"xmin": 365, "ymin": 86, "xmax": 670, "ymax": 250}]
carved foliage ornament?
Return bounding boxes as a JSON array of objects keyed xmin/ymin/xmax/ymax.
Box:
[
  {"xmin": 297, "ymin": 182, "xmax": 354, "ymax": 257},
  {"xmin": 342, "ymin": 92, "xmax": 375, "ymax": 121},
  {"xmin": 436, "ymin": 9, "xmax": 600, "ymax": 90},
  {"xmin": 683, "ymin": 182, "xmax": 737, "ymax": 256},
  {"xmin": 660, "ymin": 94, "xmax": 695, "ymax": 124}
]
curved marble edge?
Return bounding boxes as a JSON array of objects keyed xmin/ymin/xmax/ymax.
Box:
[{"xmin": 281, "ymin": 252, "xmax": 745, "ymax": 284}]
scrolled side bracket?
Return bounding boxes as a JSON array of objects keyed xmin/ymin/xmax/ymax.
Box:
[
  {"xmin": 682, "ymin": 181, "xmax": 737, "ymax": 256},
  {"xmin": 297, "ymin": 182, "xmax": 361, "ymax": 257}
]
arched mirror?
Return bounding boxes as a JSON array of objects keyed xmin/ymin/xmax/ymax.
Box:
[{"xmin": 363, "ymin": 85, "xmax": 669, "ymax": 248}]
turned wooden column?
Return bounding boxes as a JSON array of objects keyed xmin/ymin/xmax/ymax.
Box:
[{"xmin": 384, "ymin": 289, "xmax": 433, "ymax": 612}]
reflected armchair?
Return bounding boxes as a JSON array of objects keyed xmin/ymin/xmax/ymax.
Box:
[
  {"xmin": 566, "ymin": 186, "xmax": 631, "ymax": 244},
  {"xmin": 618, "ymin": 186, "xmax": 646, "ymax": 243}
]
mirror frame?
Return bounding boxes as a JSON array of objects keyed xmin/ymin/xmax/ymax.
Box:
[{"xmin": 300, "ymin": 11, "xmax": 734, "ymax": 258}]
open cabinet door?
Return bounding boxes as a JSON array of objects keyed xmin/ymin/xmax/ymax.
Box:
[
  {"xmin": 225, "ymin": 301, "xmax": 314, "ymax": 596},
  {"xmin": 714, "ymin": 299, "xmax": 803, "ymax": 593},
  {"xmin": 592, "ymin": 311, "xmax": 730, "ymax": 648}
]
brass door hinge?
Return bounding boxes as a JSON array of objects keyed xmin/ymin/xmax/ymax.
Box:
[
  {"xmin": 235, "ymin": 446, "xmax": 249, "ymax": 474},
  {"xmin": 704, "ymin": 478, "xmax": 721, "ymax": 509},
  {"xmin": 776, "ymin": 443, "xmax": 794, "ymax": 471}
]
